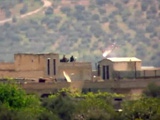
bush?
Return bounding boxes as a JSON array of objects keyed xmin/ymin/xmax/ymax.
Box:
[
  {"xmin": 41, "ymin": 90, "xmax": 76, "ymax": 120},
  {"xmin": 45, "ymin": 7, "xmax": 53, "ymax": 15},
  {"xmin": 143, "ymin": 83, "xmax": 160, "ymax": 98},
  {"xmin": 75, "ymin": 5, "xmax": 85, "ymax": 12},
  {"xmin": 60, "ymin": 6, "xmax": 71, "ymax": 15},
  {"xmin": 92, "ymin": 14, "xmax": 100, "ymax": 21},
  {"xmin": 4, "ymin": 9, "xmax": 11, "ymax": 18},
  {"xmin": 122, "ymin": 0, "xmax": 129, "ymax": 4},
  {"xmin": 20, "ymin": 4, "xmax": 28, "ymax": 14},
  {"xmin": 12, "ymin": 16, "xmax": 17, "ymax": 23},
  {"xmin": 96, "ymin": 0, "xmax": 110, "ymax": 6}
]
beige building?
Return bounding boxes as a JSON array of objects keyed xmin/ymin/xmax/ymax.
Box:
[
  {"xmin": 0, "ymin": 53, "xmax": 92, "ymax": 81},
  {"xmin": 97, "ymin": 57, "xmax": 160, "ymax": 80},
  {"xmin": 98, "ymin": 57, "xmax": 142, "ymax": 80}
]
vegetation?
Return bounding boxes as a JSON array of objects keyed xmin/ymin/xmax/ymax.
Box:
[
  {"xmin": 143, "ymin": 82, "xmax": 160, "ymax": 98},
  {"xmin": 0, "ymin": 0, "xmax": 160, "ymax": 67},
  {"xmin": 0, "ymin": 82, "xmax": 160, "ymax": 120}
]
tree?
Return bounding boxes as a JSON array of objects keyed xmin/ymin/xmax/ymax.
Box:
[
  {"xmin": 45, "ymin": 7, "xmax": 53, "ymax": 15},
  {"xmin": 121, "ymin": 97, "xmax": 160, "ymax": 120},
  {"xmin": 0, "ymin": 82, "xmax": 44, "ymax": 120},
  {"xmin": 41, "ymin": 89, "xmax": 76, "ymax": 120},
  {"xmin": 92, "ymin": 14, "xmax": 100, "ymax": 21},
  {"xmin": 122, "ymin": 0, "xmax": 129, "ymax": 4},
  {"xmin": 4, "ymin": 9, "xmax": 11, "ymax": 18},
  {"xmin": 75, "ymin": 5, "xmax": 85, "ymax": 12},
  {"xmin": 0, "ymin": 83, "xmax": 28, "ymax": 109},
  {"xmin": 73, "ymin": 92, "xmax": 117, "ymax": 120},
  {"xmin": 60, "ymin": 6, "xmax": 71, "ymax": 15},
  {"xmin": 143, "ymin": 83, "xmax": 160, "ymax": 98},
  {"xmin": 20, "ymin": 4, "xmax": 28, "ymax": 14},
  {"xmin": 96, "ymin": 0, "xmax": 109, "ymax": 6},
  {"xmin": 98, "ymin": 8, "xmax": 106, "ymax": 15},
  {"xmin": 141, "ymin": 2, "xmax": 148, "ymax": 11},
  {"xmin": 18, "ymin": 0, "xmax": 24, "ymax": 3},
  {"xmin": 12, "ymin": 16, "xmax": 17, "ymax": 23},
  {"xmin": 0, "ymin": 104, "xmax": 18, "ymax": 120},
  {"xmin": 0, "ymin": 82, "xmax": 41, "ymax": 109}
]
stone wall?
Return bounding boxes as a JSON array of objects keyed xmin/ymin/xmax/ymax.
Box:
[
  {"xmin": 21, "ymin": 78, "xmax": 160, "ymax": 95},
  {"xmin": 0, "ymin": 62, "xmax": 15, "ymax": 70},
  {"xmin": 14, "ymin": 54, "xmax": 45, "ymax": 71},
  {"xmin": 0, "ymin": 70, "xmax": 44, "ymax": 80}
]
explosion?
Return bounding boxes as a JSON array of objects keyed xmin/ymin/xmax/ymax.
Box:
[
  {"xmin": 102, "ymin": 42, "xmax": 118, "ymax": 58},
  {"xmin": 63, "ymin": 71, "xmax": 72, "ymax": 82},
  {"xmin": 102, "ymin": 50, "xmax": 112, "ymax": 58}
]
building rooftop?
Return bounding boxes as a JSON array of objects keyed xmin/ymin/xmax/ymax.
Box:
[
  {"xmin": 107, "ymin": 57, "xmax": 141, "ymax": 62},
  {"xmin": 141, "ymin": 66, "xmax": 160, "ymax": 70},
  {"xmin": 15, "ymin": 53, "xmax": 58, "ymax": 55}
]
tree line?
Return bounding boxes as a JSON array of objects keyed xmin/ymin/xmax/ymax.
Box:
[{"xmin": 0, "ymin": 80, "xmax": 160, "ymax": 120}]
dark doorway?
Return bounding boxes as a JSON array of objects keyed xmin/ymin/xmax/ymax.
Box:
[
  {"xmin": 53, "ymin": 59, "xmax": 56, "ymax": 75},
  {"xmin": 106, "ymin": 66, "xmax": 109, "ymax": 79},
  {"xmin": 102, "ymin": 65, "xmax": 110, "ymax": 80},
  {"xmin": 47, "ymin": 58, "xmax": 50, "ymax": 75}
]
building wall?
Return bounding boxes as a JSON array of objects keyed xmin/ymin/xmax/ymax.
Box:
[
  {"xmin": 14, "ymin": 53, "xmax": 59, "ymax": 79},
  {"xmin": 14, "ymin": 54, "xmax": 45, "ymax": 71},
  {"xmin": 113, "ymin": 61, "xmax": 141, "ymax": 71},
  {"xmin": 0, "ymin": 70, "xmax": 43, "ymax": 80},
  {"xmin": 21, "ymin": 78, "xmax": 160, "ymax": 96},
  {"xmin": 156, "ymin": 70, "xmax": 160, "ymax": 77},
  {"xmin": 0, "ymin": 63, "xmax": 15, "ymax": 70},
  {"xmin": 0, "ymin": 71, "xmax": 16, "ymax": 78}
]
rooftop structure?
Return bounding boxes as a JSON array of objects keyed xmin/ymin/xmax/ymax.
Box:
[{"xmin": 107, "ymin": 57, "xmax": 141, "ymax": 62}]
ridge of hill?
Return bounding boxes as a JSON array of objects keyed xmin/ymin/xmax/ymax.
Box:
[{"xmin": 0, "ymin": 0, "xmax": 160, "ymax": 67}]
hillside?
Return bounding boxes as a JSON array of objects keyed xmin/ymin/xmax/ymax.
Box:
[{"xmin": 0, "ymin": 0, "xmax": 160, "ymax": 67}]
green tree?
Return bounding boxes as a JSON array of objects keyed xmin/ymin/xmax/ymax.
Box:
[
  {"xmin": 45, "ymin": 7, "xmax": 53, "ymax": 15},
  {"xmin": 0, "ymin": 82, "xmax": 44, "ymax": 120},
  {"xmin": 60, "ymin": 6, "xmax": 71, "ymax": 15},
  {"xmin": 143, "ymin": 83, "xmax": 160, "ymax": 98},
  {"xmin": 41, "ymin": 89, "xmax": 76, "ymax": 120},
  {"xmin": 12, "ymin": 16, "xmax": 17, "ymax": 23},
  {"xmin": 73, "ymin": 91, "xmax": 122, "ymax": 120},
  {"xmin": 0, "ymin": 83, "xmax": 30, "ymax": 109},
  {"xmin": 0, "ymin": 104, "xmax": 18, "ymax": 120},
  {"xmin": 121, "ymin": 97, "xmax": 160, "ymax": 120},
  {"xmin": 20, "ymin": 4, "xmax": 28, "ymax": 14}
]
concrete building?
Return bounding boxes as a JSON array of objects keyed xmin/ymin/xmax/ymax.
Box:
[
  {"xmin": 96, "ymin": 57, "xmax": 160, "ymax": 80},
  {"xmin": 98, "ymin": 57, "xmax": 142, "ymax": 80},
  {"xmin": 0, "ymin": 53, "xmax": 92, "ymax": 81}
]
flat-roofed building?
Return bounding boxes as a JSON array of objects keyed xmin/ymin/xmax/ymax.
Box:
[
  {"xmin": 0, "ymin": 53, "xmax": 92, "ymax": 81},
  {"xmin": 98, "ymin": 57, "xmax": 142, "ymax": 80},
  {"xmin": 140, "ymin": 66, "xmax": 160, "ymax": 78}
]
